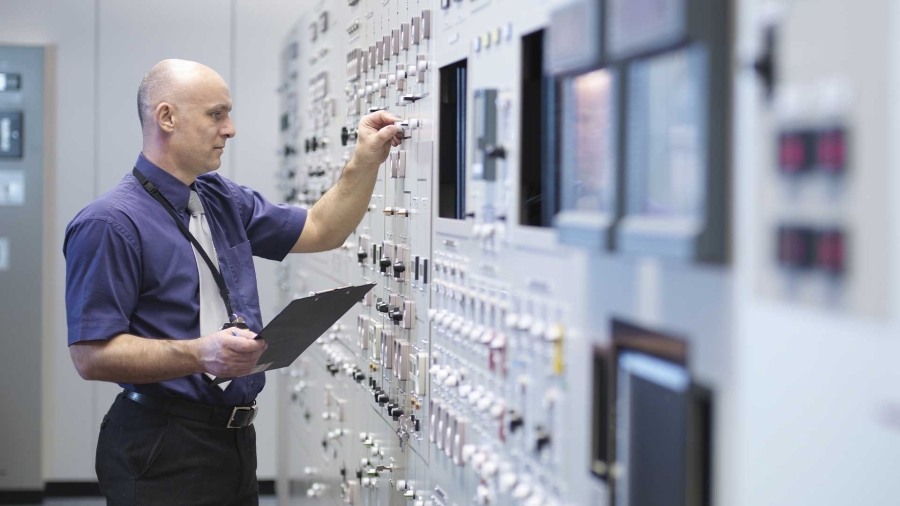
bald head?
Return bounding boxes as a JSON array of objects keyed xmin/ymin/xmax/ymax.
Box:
[
  {"xmin": 137, "ymin": 59, "xmax": 235, "ymax": 181},
  {"xmin": 137, "ymin": 59, "xmax": 226, "ymax": 132}
]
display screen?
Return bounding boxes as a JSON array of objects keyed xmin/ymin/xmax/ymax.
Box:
[
  {"xmin": 562, "ymin": 68, "xmax": 617, "ymax": 214},
  {"xmin": 616, "ymin": 351, "xmax": 689, "ymax": 506},
  {"xmin": 607, "ymin": 0, "xmax": 686, "ymax": 59},
  {"xmin": 438, "ymin": 59, "xmax": 468, "ymax": 219},
  {"xmin": 626, "ymin": 46, "xmax": 707, "ymax": 218},
  {"xmin": 592, "ymin": 347, "xmax": 610, "ymax": 479}
]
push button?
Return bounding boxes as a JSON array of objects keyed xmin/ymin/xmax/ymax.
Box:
[
  {"xmin": 816, "ymin": 229, "xmax": 845, "ymax": 274},
  {"xmin": 778, "ymin": 131, "xmax": 813, "ymax": 174},
  {"xmin": 777, "ymin": 226, "xmax": 817, "ymax": 269},
  {"xmin": 816, "ymin": 127, "xmax": 847, "ymax": 174}
]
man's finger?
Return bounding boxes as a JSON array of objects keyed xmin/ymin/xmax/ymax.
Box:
[
  {"xmin": 364, "ymin": 110, "xmax": 398, "ymax": 129},
  {"xmin": 377, "ymin": 125, "xmax": 400, "ymax": 143},
  {"xmin": 222, "ymin": 335, "xmax": 266, "ymax": 354},
  {"xmin": 372, "ymin": 110, "xmax": 399, "ymax": 125},
  {"xmin": 227, "ymin": 328, "xmax": 257, "ymax": 340}
]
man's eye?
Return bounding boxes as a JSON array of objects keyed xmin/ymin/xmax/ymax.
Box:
[{"xmin": 212, "ymin": 112, "xmax": 221, "ymax": 119}]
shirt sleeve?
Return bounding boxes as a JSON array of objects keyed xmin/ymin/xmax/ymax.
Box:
[
  {"xmin": 231, "ymin": 181, "xmax": 308, "ymax": 261},
  {"xmin": 63, "ymin": 217, "xmax": 141, "ymax": 346}
]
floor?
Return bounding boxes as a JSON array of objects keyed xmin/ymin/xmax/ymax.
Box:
[{"xmin": 20, "ymin": 498, "xmax": 279, "ymax": 506}]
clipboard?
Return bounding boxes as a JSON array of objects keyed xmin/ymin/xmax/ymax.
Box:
[{"xmin": 211, "ymin": 282, "xmax": 376, "ymax": 385}]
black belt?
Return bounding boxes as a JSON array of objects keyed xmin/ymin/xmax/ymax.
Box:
[{"xmin": 123, "ymin": 391, "xmax": 258, "ymax": 429}]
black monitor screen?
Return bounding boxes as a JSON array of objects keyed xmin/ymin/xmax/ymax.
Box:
[{"xmin": 616, "ymin": 351, "xmax": 689, "ymax": 506}]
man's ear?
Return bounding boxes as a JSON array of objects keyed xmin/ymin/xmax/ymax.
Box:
[{"xmin": 156, "ymin": 102, "xmax": 176, "ymax": 133}]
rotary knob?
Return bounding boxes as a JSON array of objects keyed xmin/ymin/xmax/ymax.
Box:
[{"xmin": 508, "ymin": 411, "xmax": 524, "ymax": 433}]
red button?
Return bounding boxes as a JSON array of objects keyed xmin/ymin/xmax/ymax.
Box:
[
  {"xmin": 816, "ymin": 230, "xmax": 845, "ymax": 274},
  {"xmin": 777, "ymin": 226, "xmax": 816, "ymax": 268},
  {"xmin": 816, "ymin": 129, "xmax": 846, "ymax": 174}
]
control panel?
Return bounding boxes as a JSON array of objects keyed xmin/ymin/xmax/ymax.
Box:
[
  {"xmin": 273, "ymin": 0, "xmax": 734, "ymax": 504},
  {"xmin": 267, "ymin": 0, "xmax": 870, "ymax": 505},
  {"xmin": 274, "ymin": 1, "xmax": 731, "ymax": 505}
]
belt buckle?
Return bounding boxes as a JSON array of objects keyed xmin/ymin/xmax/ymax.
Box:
[{"xmin": 227, "ymin": 404, "xmax": 258, "ymax": 429}]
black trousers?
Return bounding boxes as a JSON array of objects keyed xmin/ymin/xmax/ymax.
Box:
[{"xmin": 96, "ymin": 392, "xmax": 259, "ymax": 506}]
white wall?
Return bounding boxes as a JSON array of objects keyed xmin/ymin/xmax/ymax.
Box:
[
  {"xmin": 730, "ymin": 1, "xmax": 900, "ymax": 505},
  {"xmin": 0, "ymin": 0, "xmax": 309, "ymax": 483}
]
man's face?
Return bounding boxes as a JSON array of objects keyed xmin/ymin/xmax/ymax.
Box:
[{"xmin": 170, "ymin": 74, "xmax": 235, "ymax": 176}]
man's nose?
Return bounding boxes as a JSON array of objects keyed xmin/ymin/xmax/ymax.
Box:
[{"xmin": 222, "ymin": 117, "xmax": 236, "ymax": 139}]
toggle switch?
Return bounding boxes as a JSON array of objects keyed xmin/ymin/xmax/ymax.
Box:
[
  {"xmin": 397, "ymin": 150, "xmax": 407, "ymax": 177},
  {"xmin": 395, "ymin": 63, "xmax": 407, "ymax": 92},
  {"xmin": 389, "ymin": 150, "xmax": 407, "ymax": 177},
  {"xmin": 381, "ymin": 329, "xmax": 395, "ymax": 369},
  {"xmin": 480, "ymin": 459, "xmax": 498, "ymax": 479},
  {"xmin": 535, "ymin": 427, "xmax": 551, "ymax": 452},
  {"xmin": 421, "ymin": 10, "xmax": 432, "ymax": 39},
  {"xmin": 452, "ymin": 418, "xmax": 467, "ymax": 466},
  {"xmin": 471, "ymin": 451, "xmax": 487, "ymax": 471},
  {"xmin": 395, "ymin": 340, "xmax": 409, "ymax": 379},
  {"xmin": 429, "ymin": 401, "xmax": 441, "ymax": 443},
  {"xmin": 416, "ymin": 54, "xmax": 429, "ymax": 83},
  {"xmin": 508, "ymin": 411, "xmax": 524, "ymax": 433},
  {"xmin": 413, "ymin": 353, "xmax": 427, "ymax": 394},
  {"xmin": 402, "ymin": 300, "xmax": 416, "ymax": 329},
  {"xmin": 512, "ymin": 483, "xmax": 532, "ymax": 501},
  {"xmin": 524, "ymin": 493, "xmax": 546, "ymax": 506},
  {"xmin": 499, "ymin": 472, "xmax": 518, "ymax": 493},
  {"xmin": 391, "ymin": 29, "xmax": 400, "ymax": 56},
  {"xmin": 461, "ymin": 444, "xmax": 477, "ymax": 464},
  {"xmin": 382, "ymin": 35, "xmax": 392, "ymax": 61},
  {"xmin": 379, "ymin": 72, "xmax": 389, "ymax": 98},
  {"xmin": 400, "ymin": 23, "xmax": 410, "ymax": 51},
  {"xmin": 443, "ymin": 413, "xmax": 455, "ymax": 458},
  {"xmin": 411, "ymin": 16, "xmax": 421, "ymax": 45}
]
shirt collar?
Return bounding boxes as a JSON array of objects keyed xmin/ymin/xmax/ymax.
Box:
[{"xmin": 134, "ymin": 153, "xmax": 193, "ymax": 213}]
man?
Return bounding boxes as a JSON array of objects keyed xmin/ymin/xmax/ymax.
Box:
[{"xmin": 64, "ymin": 59, "xmax": 401, "ymax": 505}]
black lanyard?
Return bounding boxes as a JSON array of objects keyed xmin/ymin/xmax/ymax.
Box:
[{"xmin": 132, "ymin": 167, "xmax": 242, "ymax": 326}]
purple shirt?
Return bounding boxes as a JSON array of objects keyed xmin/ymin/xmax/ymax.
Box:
[{"xmin": 64, "ymin": 154, "xmax": 307, "ymax": 405}]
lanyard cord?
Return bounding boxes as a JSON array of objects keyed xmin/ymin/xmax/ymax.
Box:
[{"xmin": 132, "ymin": 167, "xmax": 237, "ymax": 322}]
